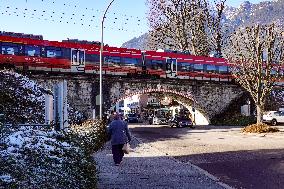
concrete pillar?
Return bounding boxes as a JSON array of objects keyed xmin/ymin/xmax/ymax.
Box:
[
  {"xmin": 53, "ymin": 81, "xmax": 68, "ymax": 130},
  {"xmin": 92, "ymin": 109, "xmax": 96, "ymax": 119},
  {"xmin": 116, "ymin": 102, "xmax": 120, "ymax": 113},
  {"xmin": 44, "ymin": 94, "xmax": 53, "ymax": 124}
]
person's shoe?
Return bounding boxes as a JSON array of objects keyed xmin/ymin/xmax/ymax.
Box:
[{"xmin": 115, "ymin": 163, "xmax": 120, "ymax": 166}]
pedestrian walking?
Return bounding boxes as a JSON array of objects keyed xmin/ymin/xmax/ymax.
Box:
[
  {"xmin": 108, "ymin": 113, "xmax": 131, "ymax": 166},
  {"xmin": 107, "ymin": 111, "xmax": 115, "ymax": 124}
]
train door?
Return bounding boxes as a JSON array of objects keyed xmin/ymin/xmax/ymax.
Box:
[
  {"xmin": 71, "ymin": 48, "xmax": 85, "ymax": 72},
  {"xmin": 166, "ymin": 58, "xmax": 177, "ymax": 78}
]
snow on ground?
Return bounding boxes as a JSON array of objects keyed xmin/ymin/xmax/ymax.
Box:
[{"xmin": 0, "ymin": 174, "xmax": 14, "ymax": 183}]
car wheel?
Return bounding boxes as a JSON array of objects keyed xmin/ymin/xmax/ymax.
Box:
[{"xmin": 271, "ymin": 119, "xmax": 277, "ymax": 126}]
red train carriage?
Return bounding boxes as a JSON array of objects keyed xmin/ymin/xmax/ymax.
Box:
[
  {"xmin": 0, "ymin": 31, "xmax": 233, "ymax": 82},
  {"xmin": 144, "ymin": 49, "xmax": 233, "ymax": 81}
]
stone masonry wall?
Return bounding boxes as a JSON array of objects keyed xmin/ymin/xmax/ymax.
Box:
[
  {"xmin": 32, "ymin": 75, "xmax": 244, "ymax": 122},
  {"xmin": 108, "ymin": 79, "xmax": 244, "ymax": 120},
  {"xmin": 34, "ymin": 76, "xmax": 94, "ymax": 119}
]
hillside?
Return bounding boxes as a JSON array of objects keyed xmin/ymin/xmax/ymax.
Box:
[{"xmin": 121, "ymin": 0, "xmax": 283, "ymax": 50}]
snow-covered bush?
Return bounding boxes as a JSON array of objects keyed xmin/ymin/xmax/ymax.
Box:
[
  {"xmin": 64, "ymin": 119, "xmax": 108, "ymax": 156},
  {"xmin": 0, "ymin": 70, "xmax": 45, "ymax": 125},
  {"xmin": 0, "ymin": 125, "xmax": 98, "ymax": 189},
  {"xmin": 0, "ymin": 70, "xmax": 108, "ymax": 188},
  {"xmin": 68, "ymin": 107, "xmax": 88, "ymax": 125}
]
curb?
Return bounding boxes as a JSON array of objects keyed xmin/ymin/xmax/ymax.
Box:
[{"xmin": 132, "ymin": 135, "xmax": 234, "ymax": 189}]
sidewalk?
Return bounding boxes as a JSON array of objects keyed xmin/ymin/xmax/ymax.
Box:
[{"xmin": 93, "ymin": 137, "xmax": 232, "ymax": 189}]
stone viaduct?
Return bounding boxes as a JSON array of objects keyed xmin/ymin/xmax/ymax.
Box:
[{"xmin": 32, "ymin": 74, "xmax": 245, "ymax": 125}]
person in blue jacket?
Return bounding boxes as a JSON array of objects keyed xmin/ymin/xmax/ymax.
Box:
[{"xmin": 108, "ymin": 113, "xmax": 131, "ymax": 166}]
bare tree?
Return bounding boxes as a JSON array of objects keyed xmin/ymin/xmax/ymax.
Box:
[
  {"xmin": 226, "ymin": 24, "xmax": 284, "ymax": 124},
  {"xmin": 146, "ymin": 0, "xmax": 226, "ymax": 56},
  {"xmin": 206, "ymin": 0, "xmax": 226, "ymax": 57},
  {"xmin": 147, "ymin": 0, "xmax": 209, "ymax": 55}
]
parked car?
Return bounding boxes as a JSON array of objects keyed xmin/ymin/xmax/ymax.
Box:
[
  {"xmin": 151, "ymin": 116, "xmax": 168, "ymax": 125},
  {"xmin": 263, "ymin": 111, "xmax": 284, "ymax": 126},
  {"xmin": 168, "ymin": 116, "xmax": 194, "ymax": 128},
  {"xmin": 126, "ymin": 114, "xmax": 139, "ymax": 123}
]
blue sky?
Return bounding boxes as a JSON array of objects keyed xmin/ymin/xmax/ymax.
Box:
[{"xmin": 0, "ymin": 0, "xmax": 264, "ymax": 47}]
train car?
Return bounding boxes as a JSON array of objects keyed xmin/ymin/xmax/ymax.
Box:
[
  {"xmin": 143, "ymin": 49, "xmax": 233, "ymax": 81},
  {"xmin": 0, "ymin": 31, "xmax": 233, "ymax": 81},
  {"xmin": 0, "ymin": 31, "xmax": 143, "ymax": 76}
]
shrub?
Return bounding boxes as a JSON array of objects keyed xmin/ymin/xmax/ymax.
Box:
[
  {"xmin": 0, "ymin": 70, "xmax": 45, "ymax": 125},
  {"xmin": 242, "ymin": 123, "xmax": 280, "ymax": 133},
  {"xmin": 211, "ymin": 114, "xmax": 256, "ymax": 126},
  {"xmin": 64, "ymin": 119, "xmax": 108, "ymax": 156},
  {"xmin": 0, "ymin": 123, "xmax": 102, "ymax": 189}
]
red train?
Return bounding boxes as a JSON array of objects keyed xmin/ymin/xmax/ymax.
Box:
[{"xmin": 0, "ymin": 31, "xmax": 233, "ymax": 81}]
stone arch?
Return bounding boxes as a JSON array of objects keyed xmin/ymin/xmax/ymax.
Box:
[{"xmin": 110, "ymin": 88, "xmax": 210, "ymax": 125}]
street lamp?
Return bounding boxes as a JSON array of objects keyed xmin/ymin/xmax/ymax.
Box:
[{"xmin": 99, "ymin": 0, "xmax": 115, "ymax": 119}]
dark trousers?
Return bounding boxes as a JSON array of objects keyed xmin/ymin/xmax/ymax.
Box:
[{"xmin": 112, "ymin": 144, "xmax": 124, "ymax": 164}]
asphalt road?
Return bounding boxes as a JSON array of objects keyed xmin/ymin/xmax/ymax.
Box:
[{"xmin": 129, "ymin": 124, "xmax": 284, "ymax": 189}]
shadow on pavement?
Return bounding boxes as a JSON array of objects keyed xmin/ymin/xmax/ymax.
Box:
[
  {"xmin": 95, "ymin": 139, "xmax": 227, "ymax": 189},
  {"xmin": 129, "ymin": 125, "xmax": 191, "ymax": 142},
  {"xmin": 129, "ymin": 124, "xmax": 243, "ymax": 143},
  {"xmin": 174, "ymin": 148, "xmax": 284, "ymax": 189}
]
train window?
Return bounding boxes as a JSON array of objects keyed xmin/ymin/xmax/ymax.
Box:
[
  {"xmin": 206, "ymin": 65, "xmax": 216, "ymax": 72},
  {"xmin": 218, "ymin": 66, "xmax": 228, "ymax": 73},
  {"xmin": 106, "ymin": 56, "xmax": 121, "ymax": 64},
  {"xmin": 1, "ymin": 43, "xmax": 19, "ymax": 55},
  {"xmin": 25, "ymin": 45, "xmax": 40, "ymax": 57},
  {"xmin": 86, "ymin": 54, "xmax": 100, "ymax": 63},
  {"xmin": 166, "ymin": 60, "xmax": 171, "ymax": 70},
  {"xmin": 46, "ymin": 47, "xmax": 62, "ymax": 58},
  {"xmin": 152, "ymin": 60, "xmax": 163, "ymax": 70},
  {"xmin": 122, "ymin": 57, "xmax": 138, "ymax": 65},
  {"xmin": 193, "ymin": 64, "xmax": 204, "ymax": 71},
  {"xmin": 62, "ymin": 48, "xmax": 71, "ymax": 59},
  {"xmin": 180, "ymin": 62, "xmax": 192, "ymax": 71}
]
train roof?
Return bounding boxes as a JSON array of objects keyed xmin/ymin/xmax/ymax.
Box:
[
  {"xmin": 0, "ymin": 32, "xmax": 141, "ymax": 54},
  {"xmin": 0, "ymin": 31, "xmax": 43, "ymax": 40}
]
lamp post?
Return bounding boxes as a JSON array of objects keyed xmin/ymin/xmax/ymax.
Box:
[
  {"xmin": 192, "ymin": 100, "xmax": 196, "ymax": 125},
  {"xmin": 99, "ymin": 0, "xmax": 115, "ymax": 119},
  {"xmin": 247, "ymin": 99, "xmax": 251, "ymax": 116}
]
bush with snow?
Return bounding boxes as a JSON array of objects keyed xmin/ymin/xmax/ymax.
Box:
[
  {"xmin": 0, "ymin": 121, "xmax": 107, "ymax": 189},
  {"xmin": 0, "ymin": 70, "xmax": 46, "ymax": 125},
  {"xmin": 64, "ymin": 119, "xmax": 108, "ymax": 156}
]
